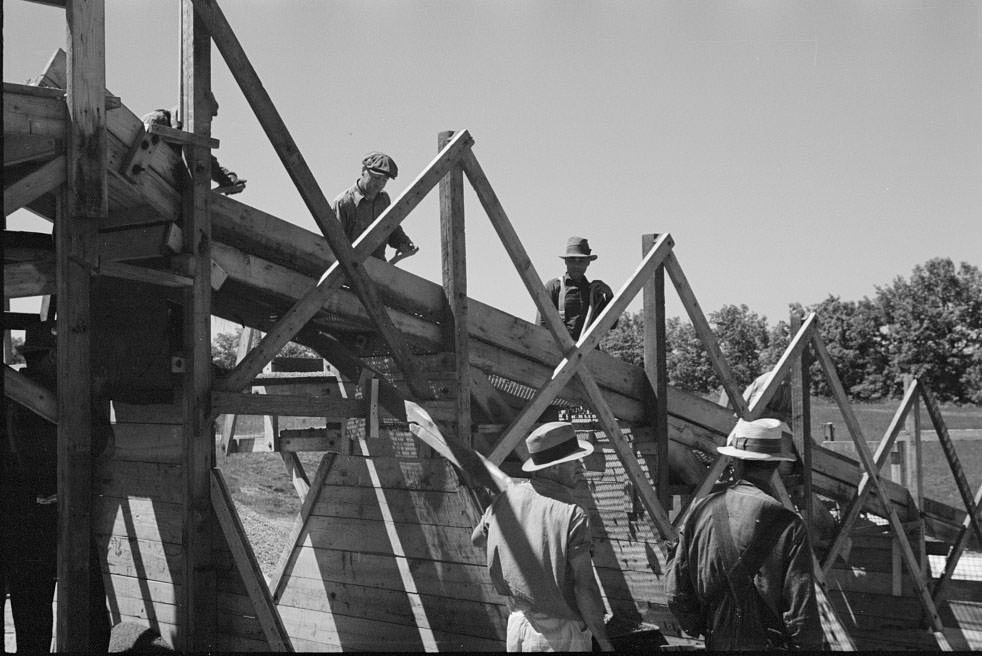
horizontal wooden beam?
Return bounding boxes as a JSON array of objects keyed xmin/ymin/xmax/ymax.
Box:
[
  {"xmin": 211, "ymin": 390, "xmax": 361, "ymax": 417},
  {"xmin": 4, "ymin": 133, "xmax": 62, "ymax": 166},
  {"xmin": 4, "ymin": 156, "xmax": 66, "ymax": 216},
  {"xmin": 96, "ymin": 260, "xmax": 193, "ymax": 288},
  {"xmin": 146, "ymin": 122, "xmax": 219, "ymax": 148},
  {"xmin": 4, "ymin": 364, "xmax": 57, "ymax": 423},
  {"xmin": 97, "ymin": 222, "xmax": 182, "ymax": 260},
  {"xmin": 5, "ymin": 257, "xmax": 56, "ymax": 298},
  {"xmin": 2, "ymin": 312, "xmax": 42, "ymax": 330}
]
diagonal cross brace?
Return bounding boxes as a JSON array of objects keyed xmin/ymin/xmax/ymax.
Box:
[
  {"xmin": 195, "ymin": 0, "xmax": 472, "ymax": 400},
  {"xmin": 919, "ymin": 380, "xmax": 982, "ymax": 603},
  {"xmin": 216, "ymin": 131, "xmax": 474, "ymax": 394},
  {"xmin": 663, "ymin": 253, "xmax": 751, "ymax": 419},
  {"xmin": 812, "ymin": 334, "xmax": 948, "ymax": 635},
  {"xmin": 821, "ymin": 380, "xmax": 919, "ymax": 573},
  {"xmin": 672, "ymin": 332, "xmax": 810, "ymax": 527},
  {"xmin": 483, "ymin": 227, "xmax": 675, "ymax": 465},
  {"xmin": 461, "ymin": 149, "xmax": 677, "ymax": 539}
]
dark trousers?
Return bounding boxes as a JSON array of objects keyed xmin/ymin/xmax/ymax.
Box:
[
  {"xmin": 1, "ymin": 497, "xmax": 57, "ymax": 653},
  {"xmin": 1, "ymin": 496, "xmax": 110, "ymax": 653}
]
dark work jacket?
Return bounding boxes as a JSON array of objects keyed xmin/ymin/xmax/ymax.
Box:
[
  {"xmin": 537, "ymin": 274, "xmax": 615, "ymax": 340},
  {"xmin": 665, "ymin": 480, "xmax": 823, "ymax": 651}
]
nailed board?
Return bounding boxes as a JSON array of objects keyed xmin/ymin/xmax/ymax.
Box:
[{"xmin": 272, "ymin": 428, "xmax": 506, "ymax": 651}]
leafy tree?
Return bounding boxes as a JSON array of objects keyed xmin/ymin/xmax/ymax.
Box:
[
  {"xmin": 805, "ymin": 296, "xmax": 889, "ymax": 401},
  {"xmin": 212, "ymin": 326, "xmax": 318, "ymax": 370},
  {"xmin": 876, "ymin": 258, "xmax": 982, "ymax": 403},
  {"xmin": 602, "ymin": 311, "xmax": 644, "ymax": 367},
  {"xmin": 759, "ymin": 317, "xmax": 791, "ymax": 372},
  {"xmin": 7, "ymin": 337, "xmax": 26, "ymax": 366},
  {"xmin": 709, "ymin": 304, "xmax": 770, "ymax": 391},
  {"xmin": 665, "ymin": 316, "xmax": 716, "ymax": 394}
]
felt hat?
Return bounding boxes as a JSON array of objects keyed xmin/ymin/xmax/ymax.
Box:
[
  {"xmin": 717, "ymin": 418, "xmax": 796, "ymax": 462},
  {"xmin": 362, "ymin": 151, "xmax": 398, "ymax": 179},
  {"xmin": 18, "ymin": 322, "xmax": 56, "ymax": 354},
  {"xmin": 522, "ymin": 421, "xmax": 595, "ymax": 472},
  {"xmin": 560, "ymin": 236, "xmax": 597, "ymax": 260}
]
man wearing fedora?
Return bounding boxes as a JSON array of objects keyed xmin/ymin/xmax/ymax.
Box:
[
  {"xmin": 471, "ymin": 422, "xmax": 614, "ymax": 652},
  {"xmin": 666, "ymin": 418, "xmax": 823, "ymax": 651},
  {"xmin": 537, "ymin": 236, "xmax": 615, "ymax": 341},
  {"xmin": 333, "ymin": 151, "xmax": 417, "ymax": 262}
]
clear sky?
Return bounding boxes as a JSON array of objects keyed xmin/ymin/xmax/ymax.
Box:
[{"xmin": 5, "ymin": 1, "xmax": 981, "ymax": 329}]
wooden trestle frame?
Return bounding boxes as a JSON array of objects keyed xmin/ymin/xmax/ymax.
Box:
[{"xmin": 6, "ymin": 0, "xmax": 982, "ymax": 651}]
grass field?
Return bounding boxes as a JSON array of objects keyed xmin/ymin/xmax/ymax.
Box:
[{"xmin": 810, "ymin": 400, "xmax": 982, "ymax": 509}]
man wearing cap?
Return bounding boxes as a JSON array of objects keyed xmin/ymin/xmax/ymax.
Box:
[
  {"xmin": 333, "ymin": 152, "xmax": 417, "ymax": 261},
  {"xmin": 665, "ymin": 418, "xmax": 823, "ymax": 651},
  {"xmin": 537, "ymin": 236, "xmax": 615, "ymax": 340},
  {"xmin": 471, "ymin": 422, "xmax": 614, "ymax": 652}
]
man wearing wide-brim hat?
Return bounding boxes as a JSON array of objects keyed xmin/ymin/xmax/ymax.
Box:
[
  {"xmin": 537, "ymin": 236, "xmax": 616, "ymax": 340},
  {"xmin": 666, "ymin": 418, "xmax": 823, "ymax": 651},
  {"xmin": 471, "ymin": 422, "xmax": 614, "ymax": 651}
]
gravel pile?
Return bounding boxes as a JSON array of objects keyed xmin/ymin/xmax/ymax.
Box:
[{"xmin": 233, "ymin": 502, "xmax": 298, "ymax": 580}]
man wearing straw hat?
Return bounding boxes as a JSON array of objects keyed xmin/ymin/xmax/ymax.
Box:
[
  {"xmin": 471, "ymin": 422, "xmax": 614, "ymax": 651},
  {"xmin": 537, "ymin": 236, "xmax": 615, "ymax": 340},
  {"xmin": 666, "ymin": 418, "xmax": 822, "ymax": 651}
]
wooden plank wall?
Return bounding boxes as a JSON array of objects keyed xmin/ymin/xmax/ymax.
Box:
[
  {"xmin": 93, "ymin": 401, "xmax": 274, "ymax": 651},
  {"xmin": 825, "ymin": 530, "xmax": 941, "ymax": 651},
  {"xmin": 94, "ymin": 402, "xmax": 185, "ymax": 648},
  {"xmin": 272, "ymin": 424, "xmax": 505, "ymax": 651}
]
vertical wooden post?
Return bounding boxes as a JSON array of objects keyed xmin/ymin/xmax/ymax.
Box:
[
  {"xmin": 181, "ymin": 1, "xmax": 216, "ymax": 649},
  {"xmin": 439, "ymin": 130, "xmax": 471, "ymax": 446},
  {"xmin": 790, "ymin": 312, "xmax": 814, "ymax": 532},
  {"xmin": 58, "ymin": 0, "xmax": 106, "ymax": 649},
  {"xmin": 641, "ymin": 234, "xmax": 670, "ymax": 510},
  {"xmin": 2, "ymin": 299, "xmax": 13, "ymax": 364},
  {"xmin": 904, "ymin": 375, "xmax": 923, "ymax": 508},
  {"xmin": 904, "ymin": 375, "xmax": 925, "ymax": 577}
]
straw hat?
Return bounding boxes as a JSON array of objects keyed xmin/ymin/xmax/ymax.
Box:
[
  {"xmin": 522, "ymin": 421, "xmax": 595, "ymax": 472},
  {"xmin": 717, "ymin": 418, "xmax": 796, "ymax": 462}
]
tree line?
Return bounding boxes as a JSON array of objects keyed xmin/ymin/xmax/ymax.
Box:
[{"xmin": 602, "ymin": 257, "xmax": 982, "ymax": 405}]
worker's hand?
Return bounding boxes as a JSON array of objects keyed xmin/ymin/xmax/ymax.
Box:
[
  {"xmin": 597, "ymin": 638, "xmax": 615, "ymax": 652},
  {"xmin": 389, "ymin": 242, "xmax": 419, "ymax": 265}
]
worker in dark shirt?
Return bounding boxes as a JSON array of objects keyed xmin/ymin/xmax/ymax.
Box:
[
  {"xmin": 333, "ymin": 152, "xmax": 417, "ymax": 261},
  {"xmin": 1, "ymin": 322, "xmax": 113, "ymax": 652},
  {"xmin": 141, "ymin": 92, "xmax": 245, "ymax": 195},
  {"xmin": 537, "ymin": 236, "xmax": 615, "ymax": 340},
  {"xmin": 666, "ymin": 418, "xmax": 823, "ymax": 651}
]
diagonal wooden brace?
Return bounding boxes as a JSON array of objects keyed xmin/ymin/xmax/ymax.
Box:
[
  {"xmin": 663, "ymin": 252, "xmax": 751, "ymax": 419},
  {"xmin": 215, "ymin": 131, "xmax": 474, "ymax": 395},
  {"xmin": 812, "ymin": 334, "xmax": 948, "ymax": 635},
  {"xmin": 484, "ymin": 231, "xmax": 675, "ymax": 465},
  {"xmin": 822, "ymin": 380, "xmax": 919, "ymax": 573},
  {"xmin": 920, "ymin": 380, "xmax": 982, "ymax": 603},
  {"xmin": 195, "ymin": 0, "xmax": 472, "ymax": 401},
  {"xmin": 461, "ymin": 149, "xmax": 677, "ymax": 537}
]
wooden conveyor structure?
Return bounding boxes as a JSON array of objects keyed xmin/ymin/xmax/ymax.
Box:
[{"xmin": 4, "ymin": 1, "xmax": 982, "ymax": 651}]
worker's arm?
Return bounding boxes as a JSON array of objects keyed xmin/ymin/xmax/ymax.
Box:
[
  {"xmin": 782, "ymin": 519, "xmax": 823, "ymax": 650},
  {"xmin": 569, "ymin": 549, "xmax": 613, "ymax": 651},
  {"xmin": 471, "ymin": 505, "xmax": 491, "ymax": 548},
  {"xmin": 535, "ymin": 279, "xmax": 560, "ymax": 327},
  {"xmin": 665, "ymin": 520, "xmax": 705, "ymax": 638}
]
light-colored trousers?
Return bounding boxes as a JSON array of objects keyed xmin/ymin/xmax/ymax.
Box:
[{"xmin": 506, "ymin": 610, "xmax": 592, "ymax": 652}]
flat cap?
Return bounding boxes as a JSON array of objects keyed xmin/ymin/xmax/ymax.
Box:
[{"xmin": 362, "ymin": 152, "xmax": 398, "ymax": 179}]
